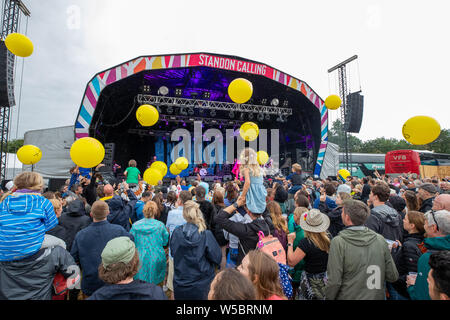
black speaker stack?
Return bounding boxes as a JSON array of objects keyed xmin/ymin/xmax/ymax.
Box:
[
  {"xmin": 0, "ymin": 40, "xmax": 15, "ymax": 107},
  {"xmin": 345, "ymin": 91, "xmax": 364, "ymax": 133}
]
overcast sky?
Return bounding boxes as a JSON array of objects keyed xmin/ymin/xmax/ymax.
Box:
[{"xmin": 9, "ymin": 0, "xmax": 450, "ymax": 142}]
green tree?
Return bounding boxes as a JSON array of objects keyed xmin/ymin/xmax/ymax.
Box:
[
  {"xmin": 2, "ymin": 139, "xmax": 24, "ymax": 153},
  {"xmin": 328, "ymin": 120, "xmax": 449, "ymax": 154}
]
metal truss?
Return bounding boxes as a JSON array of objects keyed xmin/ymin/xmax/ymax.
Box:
[
  {"xmin": 136, "ymin": 94, "xmax": 293, "ymax": 116},
  {"xmin": 0, "ymin": 0, "xmax": 29, "ymax": 181}
]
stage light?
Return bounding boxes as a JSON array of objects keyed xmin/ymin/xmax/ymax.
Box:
[
  {"xmin": 248, "ymin": 113, "xmax": 254, "ymax": 120},
  {"xmin": 142, "ymin": 85, "xmax": 151, "ymax": 93},
  {"xmin": 180, "ymin": 107, "xmax": 187, "ymax": 116},
  {"xmin": 210, "ymin": 110, "xmax": 216, "ymax": 117},
  {"xmin": 276, "ymin": 114, "xmax": 287, "ymax": 123},
  {"xmin": 261, "ymin": 98, "xmax": 267, "ymax": 105},
  {"xmin": 191, "ymin": 92, "xmax": 199, "ymax": 99},
  {"xmin": 257, "ymin": 113, "xmax": 264, "ymax": 121},
  {"xmin": 203, "ymin": 91, "xmax": 211, "ymax": 100},
  {"xmin": 271, "ymin": 98, "xmax": 279, "ymax": 106},
  {"xmin": 229, "ymin": 111, "xmax": 235, "ymax": 119},
  {"xmin": 240, "ymin": 113, "xmax": 245, "ymax": 121},
  {"xmin": 158, "ymin": 86, "xmax": 169, "ymax": 96},
  {"xmin": 283, "ymin": 100, "xmax": 289, "ymax": 107},
  {"xmin": 167, "ymin": 106, "xmax": 173, "ymax": 114},
  {"xmin": 188, "ymin": 107, "xmax": 195, "ymax": 116},
  {"xmin": 265, "ymin": 114, "xmax": 270, "ymax": 121},
  {"xmin": 175, "ymin": 88, "xmax": 183, "ymax": 96}
]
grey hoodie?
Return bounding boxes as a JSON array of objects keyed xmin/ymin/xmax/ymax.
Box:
[
  {"xmin": 325, "ymin": 226, "xmax": 399, "ymax": 300},
  {"xmin": 365, "ymin": 204, "xmax": 403, "ymax": 241}
]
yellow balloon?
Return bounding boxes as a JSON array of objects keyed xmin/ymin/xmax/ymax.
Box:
[
  {"xmin": 402, "ymin": 116, "xmax": 441, "ymax": 145},
  {"xmin": 239, "ymin": 122, "xmax": 259, "ymax": 142},
  {"xmin": 170, "ymin": 163, "xmax": 182, "ymax": 175},
  {"xmin": 150, "ymin": 161, "xmax": 168, "ymax": 177},
  {"xmin": 228, "ymin": 78, "xmax": 253, "ymax": 104},
  {"xmin": 5, "ymin": 33, "xmax": 34, "ymax": 57},
  {"xmin": 175, "ymin": 157, "xmax": 189, "ymax": 170},
  {"xmin": 257, "ymin": 151, "xmax": 269, "ymax": 165},
  {"xmin": 70, "ymin": 137, "xmax": 105, "ymax": 168},
  {"xmin": 136, "ymin": 104, "xmax": 159, "ymax": 127},
  {"xmin": 338, "ymin": 169, "xmax": 351, "ymax": 182},
  {"xmin": 143, "ymin": 168, "xmax": 163, "ymax": 186},
  {"xmin": 325, "ymin": 95, "xmax": 342, "ymax": 110},
  {"xmin": 17, "ymin": 145, "xmax": 42, "ymax": 165}
]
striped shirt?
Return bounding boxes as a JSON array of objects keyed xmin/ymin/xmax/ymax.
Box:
[{"xmin": 0, "ymin": 193, "xmax": 58, "ymax": 261}]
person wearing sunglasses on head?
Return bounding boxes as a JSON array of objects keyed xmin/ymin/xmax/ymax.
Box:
[{"xmin": 406, "ymin": 209, "xmax": 450, "ymax": 300}]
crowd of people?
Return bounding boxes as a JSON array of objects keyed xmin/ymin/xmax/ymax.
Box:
[{"xmin": 0, "ymin": 147, "xmax": 449, "ymax": 301}]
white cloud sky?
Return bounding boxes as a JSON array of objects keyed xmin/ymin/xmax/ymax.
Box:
[{"xmin": 9, "ymin": 0, "xmax": 450, "ymax": 142}]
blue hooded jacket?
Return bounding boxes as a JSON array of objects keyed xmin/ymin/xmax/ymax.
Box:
[{"xmin": 170, "ymin": 223, "xmax": 221, "ymax": 299}]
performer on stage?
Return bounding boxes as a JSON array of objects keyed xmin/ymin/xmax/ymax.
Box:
[
  {"xmin": 146, "ymin": 156, "xmax": 157, "ymax": 168},
  {"xmin": 231, "ymin": 158, "xmax": 243, "ymax": 181}
]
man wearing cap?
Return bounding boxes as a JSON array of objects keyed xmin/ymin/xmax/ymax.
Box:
[
  {"xmin": 418, "ymin": 183, "xmax": 437, "ymax": 213},
  {"xmin": 88, "ymin": 237, "xmax": 166, "ymax": 300},
  {"xmin": 325, "ymin": 200, "xmax": 399, "ymax": 300},
  {"xmin": 71, "ymin": 201, "xmax": 134, "ymax": 298}
]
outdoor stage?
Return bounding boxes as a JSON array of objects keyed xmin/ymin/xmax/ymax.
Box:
[{"xmin": 74, "ymin": 53, "xmax": 329, "ymax": 180}]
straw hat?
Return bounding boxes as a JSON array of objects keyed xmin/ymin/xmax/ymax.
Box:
[{"xmin": 299, "ymin": 209, "xmax": 330, "ymax": 233}]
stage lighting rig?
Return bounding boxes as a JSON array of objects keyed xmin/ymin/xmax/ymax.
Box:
[
  {"xmin": 271, "ymin": 98, "xmax": 279, "ymax": 106},
  {"xmin": 158, "ymin": 86, "xmax": 169, "ymax": 96},
  {"xmin": 175, "ymin": 88, "xmax": 183, "ymax": 96}
]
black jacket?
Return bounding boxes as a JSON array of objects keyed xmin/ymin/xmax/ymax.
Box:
[
  {"xmin": 170, "ymin": 223, "xmax": 222, "ymax": 300},
  {"xmin": 82, "ymin": 175, "xmax": 97, "ymax": 206},
  {"xmin": 318, "ymin": 202, "xmax": 344, "ymax": 238},
  {"xmin": 361, "ymin": 183, "xmax": 371, "ymax": 204},
  {"xmin": 392, "ymin": 233, "xmax": 424, "ymax": 276},
  {"xmin": 0, "ymin": 246, "xmax": 75, "ymax": 300},
  {"xmin": 46, "ymin": 221, "xmax": 69, "ymax": 247},
  {"xmin": 59, "ymin": 199, "xmax": 92, "ymax": 251},
  {"xmin": 105, "ymin": 190, "xmax": 138, "ymax": 231},
  {"xmin": 88, "ymin": 280, "xmax": 167, "ymax": 300},
  {"xmin": 419, "ymin": 197, "xmax": 434, "ymax": 213},
  {"xmin": 365, "ymin": 204, "xmax": 403, "ymax": 242},
  {"xmin": 215, "ymin": 208, "xmax": 273, "ymax": 265},
  {"xmin": 211, "ymin": 204, "xmax": 228, "ymax": 247},
  {"xmin": 391, "ymin": 232, "xmax": 424, "ymax": 298},
  {"xmin": 197, "ymin": 200, "xmax": 216, "ymax": 230}
]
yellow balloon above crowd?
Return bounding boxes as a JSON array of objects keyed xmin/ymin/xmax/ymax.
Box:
[
  {"xmin": 150, "ymin": 161, "xmax": 168, "ymax": 177},
  {"xmin": 17, "ymin": 145, "xmax": 42, "ymax": 165},
  {"xmin": 70, "ymin": 137, "xmax": 105, "ymax": 168},
  {"xmin": 175, "ymin": 157, "xmax": 189, "ymax": 171},
  {"xmin": 402, "ymin": 116, "xmax": 441, "ymax": 145},
  {"xmin": 228, "ymin": 78, "xmax": 253, "ymax": 104},
  {"xmin": 5, "ymin": 33, "xmax": 34, "ymax": 57},
  {"xmin": 240, "ymin": 121, "xmax": 259, "ymax": 142},
  {"xmin": 143, "ymin": 168, "xmax": 163, "ymax": 186},
  {"xmin": 257, "ymin": 151, "xmax": 269, "ymax": 165},
  {"xmin": 170, "ymin": 163, "xmax": 182, "ymax": 175},
  {"xmin": 136, "ymin": 104, "xmax": 159, "ymax": 127},
  {"xmin": 325, "ymin": 95, "xmax": 342, "ymax": 110}
]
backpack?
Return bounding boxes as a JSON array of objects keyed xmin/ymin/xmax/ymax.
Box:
[{"xmin": 256, "ymin": 230, "xmax": 287, "ymax": 265}]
